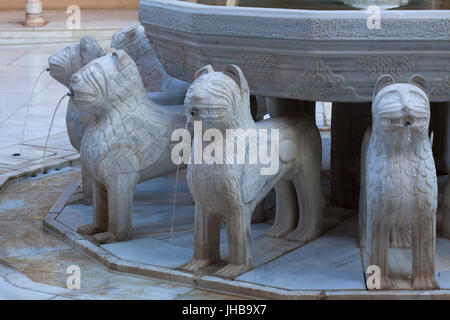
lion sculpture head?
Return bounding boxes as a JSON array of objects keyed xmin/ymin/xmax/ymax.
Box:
[
  {"xmin": 111, "ymin": 25, "xmax": 166, "ymax": 92},
  {"xmin": 372, "ymin": 74, "xmax": 430, "ymax": 139},
  {"xmin": 70, "ymin": 50, "xmax": 144, "ymax": 116},
  {"xmin": 48, "ymin": 36, "xmax": 105, "ymax": 88},
  {"xmin": 184, "ymin": 64, "xmax": 253, "ymax": 130}
]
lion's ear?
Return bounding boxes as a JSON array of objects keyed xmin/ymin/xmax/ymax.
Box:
[
  {"xmin": 223, "ymin": 64, "xmax": 247, "ymax": 89},
  {"xmin": 194, "ymin": 65, "xmax": 214, "ymax": 81},
  {"xmin": 373, "ymin": 74, "xmax": 395, "ymax": 99},
  {"xmin": 409, "ymin": 74, "xmax": 427, "ymax": 93},
  {"xmin": 80, "ymin": 36, "xmax": 104, "ymax": 64},
  {"xmin": 112, "ymin": 49, "xmax": 134, "ymax": 72}
]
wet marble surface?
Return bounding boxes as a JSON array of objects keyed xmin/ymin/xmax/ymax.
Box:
[
  {"xmin": 0, "ymin": 168, "xmax": 244, "ymax": 299},
  {"xmin": 236, "ymin": 234, "xmax": 365, "ymax": 290}
]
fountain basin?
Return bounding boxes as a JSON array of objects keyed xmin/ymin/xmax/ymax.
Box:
[{"xmin": 139, "ymin": 0, "xmax": 450, "ymax": 102}]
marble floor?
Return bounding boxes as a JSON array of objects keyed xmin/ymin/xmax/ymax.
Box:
[
  {"xmin": 0, "ymin": 10, "xmax": 139, "ymax": 44},
  {"xmin": 0, "ymin": 10, "xmax": 138, "ymax": 30}
]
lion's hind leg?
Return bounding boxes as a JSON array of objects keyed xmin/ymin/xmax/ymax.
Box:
[
  {"xmin": 286, "ymin": 159, "xmax": 325, "ymax": 244},
  {"xmin": 264, "ymin": 179, "xmax": 298, "ymax": 238}
]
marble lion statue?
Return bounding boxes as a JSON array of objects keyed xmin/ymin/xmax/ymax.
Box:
[
  {"xmin": 48, "ymin": 35, "xmax": 105, "ymax": 153},
  {"xmin": 360, "ymin": 74, "xmax": 438, "ymax": 289},
  {"xmin": 48, "ymin": 27, "xmax": 188, "ymax": 197},
  {"xmin": 182, "ymin": 65, "xmax": 325, "ymax": 278},
  {"xmin": 111, "ymin": 25, "xmax": 190, "ymax": 92},
  {"xmin": 48, "ymin": 36, "xmax": 105, "ymax": 197},
  {"xmin": 69, "ymin": 50, "xmax": 189, "ymax": 244},
  {"xmin": 49, "ymin": 27, "xmax": 189, "ymax": 153}
]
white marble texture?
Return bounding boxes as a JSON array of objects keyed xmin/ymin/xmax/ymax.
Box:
[
  {"xmin": 236, "ymin": 235, "xmax": 365, "ymax": 290},
  {"xmin": 102, "ymin": 237, "xmax": 193, "ymax": 268},
  {"xmin": 0, "ymin": 276, "xmax": 56, "ymax": 300},
  {"xmin": 0, "ymin": 221, "xmax": 70, "ymax": 259}
]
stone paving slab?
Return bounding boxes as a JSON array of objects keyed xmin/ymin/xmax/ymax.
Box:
[{"xmin": 236, "ymin": 235, "xmax": 365, "ymax": 291}]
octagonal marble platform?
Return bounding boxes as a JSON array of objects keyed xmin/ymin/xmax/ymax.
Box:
[{"xmin": 44, "ymin": 171, "xmax": 450, "ymax": 299}]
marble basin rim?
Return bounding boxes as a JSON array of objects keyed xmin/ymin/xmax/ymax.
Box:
[{"xmin": 139, "ymin": 0, "xmax": 450, "ymax": 102}]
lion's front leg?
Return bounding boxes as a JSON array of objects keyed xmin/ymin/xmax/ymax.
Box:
[
  {"xmin": 215, "ymin": 206, "xmax": 253, "ymax": 279},
  {"xmin": 412, "ymin": 216, "xmax": 439, "ymax": 290},
  {"xmin": 77, "ymin": 180, "xmax": 108, "ymax": 236},
  {"xmin": 92, "ymin": 172, "xmax": 139, "ymax": 244},
  {"xmin": 182, "ymin": 204, "xmax": 222, "ymax": 272}
]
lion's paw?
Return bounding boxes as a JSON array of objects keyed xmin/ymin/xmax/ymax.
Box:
[
  {"xmin": 413, "ymin": 276, "xmax": 439, "ymax": 290},
  {"xmin": 380, "ymin": 276, "xmax": 396, "ymax": 290},
  {"xmin": 93, "ymin": 232, "xmax": 116, "ymax": 244},
  {"xmin": 286, "ymin": 228, "xmax": 319, "ymax": 244},
  {"xmin": 264, "ymin": 224, "xmax": 293, "ymax": 239},
  {"xmin": 77, "ymin": 223, "xmax": 106, "ymax": 236},
  {"xmin": 215, "ymin": 264, "xmax": 250, "ymax": 279},
  {"xmin": 390, "ymin": 228, "xmax": 411, "ymax": 248},
  {"xmin": 181, "ymin": 259, "xmax": 214, "ymax": 272}
]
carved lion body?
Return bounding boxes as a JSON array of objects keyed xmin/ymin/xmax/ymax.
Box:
[
  {"xmin": 70, "ymin": 50, "xmax": 188, "ymax": 243},
  {"xmin": 361, "ymin": 75, "xmax": 438, "ymax": 289},
  {"xmin": 182, "ymin": 65, "xmax": 325, "ymax": 278},
  {"xmin": 111, "ymin": 25, "xmax": 190, "ymax": 92}
]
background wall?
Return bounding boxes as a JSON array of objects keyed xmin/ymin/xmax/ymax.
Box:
[{"xmin": 0, "ymin": 0, "xmax": 139, "ymax": 10}]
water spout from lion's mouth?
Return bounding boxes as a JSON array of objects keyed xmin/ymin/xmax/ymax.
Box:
[{"xmin": 406, "ymin": 122, "xmax": 412, "ymax": 143}]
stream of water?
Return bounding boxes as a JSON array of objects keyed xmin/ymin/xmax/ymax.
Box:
[
  {"xmin": 168, "ymin": 114, "xmax": 192, "ymax": 252},
  {"xmin": 42, "ymin": 93, "xmax": 69, "ymax": 160},
  {"xmin": 18, "ymin": 69, "xmax": 48, "ymax": 155}
]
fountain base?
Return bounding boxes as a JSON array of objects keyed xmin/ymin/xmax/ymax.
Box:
[{"xmin": 43, "ymin": 170, "xmax": 450, "ymax": 298}]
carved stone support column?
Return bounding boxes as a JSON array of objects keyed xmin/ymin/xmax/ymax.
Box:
[
  {"xmin": 440, "ymin": 102, "xmax": 450, "ymax": 239},
  {"xmin": 266, "ymin": 97, "xmax": 315, "ymax": 121},
  {"xmin": 430, "ymin": 102, "xmax": 449, "ymax": 175},
  {"xmin": 250, "ymin": 96, "xmax": 269, "ymax": 223},
  {"xmin": 330, "ymin": 102, "xmax": 372, "ymax": 209},
  {"xmin": 24, "ymin": 0, "xmax": 46, "ymax": 27},
  {"xmin": 250, "ymin": 95, "xmax": 268, "ymax": 122}
]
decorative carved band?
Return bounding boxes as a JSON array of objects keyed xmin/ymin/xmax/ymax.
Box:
[{"xmin": 359, "ymin": 56, "xmax": 415, "ymax": 80}]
